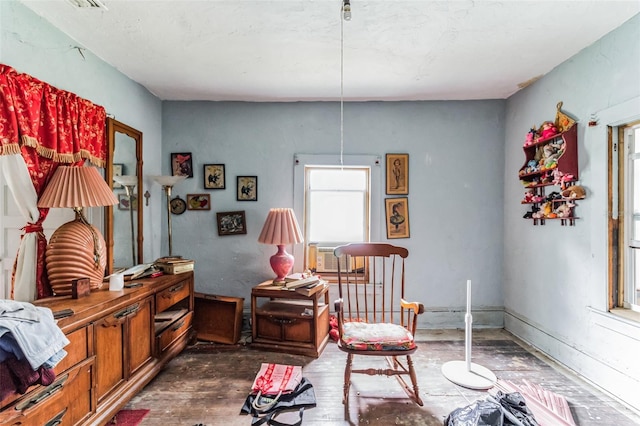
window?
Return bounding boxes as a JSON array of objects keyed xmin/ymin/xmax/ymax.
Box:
[
  {"xmin": 610, "ymin": 121, "xmax": 640, "ymax": 312},
  {"xmin": 306, "ymin": 166, "xmax": 369, "ymax": 272},
  {"xmin": 293, "ymin": 154, "xmax": 381, "ymax": 275}
]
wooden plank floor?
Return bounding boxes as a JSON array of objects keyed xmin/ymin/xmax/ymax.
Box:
[{"xmin": 124, "ymin": 329, "xmax": 640, "ymax": 425}]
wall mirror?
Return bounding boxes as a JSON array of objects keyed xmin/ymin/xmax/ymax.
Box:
[{"xmin": 105, "ymin": 118, "xmax": 143, "ymax": 274}]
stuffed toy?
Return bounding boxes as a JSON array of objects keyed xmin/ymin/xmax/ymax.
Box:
[
  {"xmin": 539, "ymin": 121, "xmax": 558, "ymax": 140},
  {"xmin": 523, "ymin": 205, "xmax": 539, "ymax": 219},
  {"xmin": 522, "ymin": 190, "xmax": 534, "ymax": 203},
  {"xmin": 546, "ymin": 191, "xmax": 562, "ymax": 202},
  {"xmin": 561, "ymin": 185, "xmax": 586, "ymax": 199},
  {"xmin": 524, "ymin": 127, "xmax": 537, "ymax": 146},
  {"xmin": 526, "ymin": 159, "xmax": 538, "ymax": 174},
  {"xmin": 555, "ymin": 202, "xmax": 574, "ymax": 218},
  {"xmin": 329, "ymin": 315, "xmax": 339, "ymax": 341}
]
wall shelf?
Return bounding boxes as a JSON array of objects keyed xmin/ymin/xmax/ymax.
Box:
[{"xmin": 518, "ymin": 124, "xmax": 581, "ymax": 226}]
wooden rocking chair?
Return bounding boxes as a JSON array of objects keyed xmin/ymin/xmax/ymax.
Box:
[{"xmin": 333, "ymin": 243, "xmax": 425, "ymax": 408}]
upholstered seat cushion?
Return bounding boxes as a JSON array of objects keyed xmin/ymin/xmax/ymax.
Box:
[{"xmin": 341, "ymin": 322, "xmax": 416, "ymax": 351}]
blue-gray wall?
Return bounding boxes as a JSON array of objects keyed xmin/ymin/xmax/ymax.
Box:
[
  {"xmin": 3, "ymin": 0, "xmax": 640, "ymax": 411},
  {"xmin": 162, "ymin": 100, "xmax": 505, "ymax": 329},
  {"xmin": 504, "ymin": 13, "xmax": 640, "ymax": 410}
]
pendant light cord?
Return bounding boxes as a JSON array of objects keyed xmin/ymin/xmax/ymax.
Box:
[{"xmin": 340, "ymin": 5, "xmax": 345, "ymax": 168}]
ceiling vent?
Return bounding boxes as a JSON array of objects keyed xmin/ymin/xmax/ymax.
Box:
[{"xmin": 67, "ymin": 0, "xmax": 108, "ymax": 10}]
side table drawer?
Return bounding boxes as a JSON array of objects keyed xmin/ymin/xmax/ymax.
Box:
[{"xmin": 255, "ymin": 302, "xmax": 314, "ymax": 343}]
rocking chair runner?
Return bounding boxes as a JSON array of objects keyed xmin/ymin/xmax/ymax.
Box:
[{"xmin": 333, "ymin": 243, "xmax": 425, "ymax": 407}]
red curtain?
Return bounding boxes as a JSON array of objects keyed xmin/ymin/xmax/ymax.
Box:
[{"xmin": 0, "ymin": 64, "xmax": 107, "ymax": 298}]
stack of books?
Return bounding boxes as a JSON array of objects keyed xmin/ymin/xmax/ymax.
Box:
[
  {"xmin": 284, "ymin": 274, "xmax": 327, "ymax": 296},
  {"xmin": 154, "ymin": 257, "xmax": 195, "ymax": 275},
  {"xmin": 121, "ymin": 263, "xmax": 157, "ymax": 280}
]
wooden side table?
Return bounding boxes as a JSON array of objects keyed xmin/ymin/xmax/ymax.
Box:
[{"xmin": 251, "ymin": 280, "xmax": 330, "ymax": 357}]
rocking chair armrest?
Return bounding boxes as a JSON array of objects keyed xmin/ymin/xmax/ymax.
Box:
[{"xmin": 401, "ymin": 299, "xmax": 425, "ymax": 315}]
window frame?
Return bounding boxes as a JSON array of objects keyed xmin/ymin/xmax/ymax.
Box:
[
  {"xmin": 293, "ymin": 154, "xmax": 382, "ymax": 276},
  {"xmin": 609, "ymin": 120, "xmax": 640, "ymax": 313}
]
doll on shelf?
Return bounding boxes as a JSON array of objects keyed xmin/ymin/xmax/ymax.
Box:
[{"xmin": 538, "ymin": 121, "xmax": 558, "ymax": 140}]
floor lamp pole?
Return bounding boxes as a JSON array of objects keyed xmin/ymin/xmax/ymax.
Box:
[
  {"xmin": 123, "ymin": 184, "xmax": 137, "ymax": 265},
  {"xmin": 164, "ymin": 185, "xmax": 174, "ymax": 257},
  {"xmin": 441, "ymin": 280, "xmax": 497, "ymax": 390}
]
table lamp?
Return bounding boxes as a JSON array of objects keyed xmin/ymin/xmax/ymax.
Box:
[
  {"xmin": 38, "ymin": 165, "xmax": 119, "ymax": 295},
  {"xmin": 258, "ymin": 208, "xmax": 304, "ymax": 284},
  {"xmin": 112, "ymin": 175, "xmax": 138, "ymax": 266},
  {"xmin": 150, "ymin": 175, "xmax": 186, "ymax": 257}
]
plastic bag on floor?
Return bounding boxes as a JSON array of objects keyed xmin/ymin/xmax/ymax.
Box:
[
  {"xmin": 489, "ymin": 391, "xmax": 539, "ymax": 426},
  {"xmin": 445, "ymin": 400, "xmax": 504, "ymax": 426},
  {"xmin": 445, "ymin": 392, "xmax": 538, "ymax": 426}
]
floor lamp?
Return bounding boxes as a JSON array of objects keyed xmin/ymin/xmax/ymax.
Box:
[
  {"xmin": 151, "ymin": 175, "xmax": 185, "ymax": 257},
  {"xmin": 112, "ymin": 175, "xmax": 138, "ymax": 266},
  {"xmin": 441, "ymin": 280, "xmax": 497, "ymax": 390}
]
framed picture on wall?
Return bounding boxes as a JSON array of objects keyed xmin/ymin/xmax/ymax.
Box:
[
  {"xmin": 203, "ymin": 164, "xmax": 225, "ymax": 189},
  {"xmin": 385, "ymin": 153, "xmax": 409, "ymax": 195},
  {"xmin": 118, "ymin": 193, "xmax": 138, "ymax": 211},
  {"xmin": 216, "ymin": 211, "xmax": 247, "ymax": 236},
  {"xmin": 186, "ymin": 194, "xmax": 211, "ymax": 210},
  {"xmin": 113, "ymin": 163, "xmax": 124, "ymax": 188},
  {"xmin": 385, "ymin": 197, "xmax": 410, "ymax": 239},
  {"xmin": 171, "ymin": 152, "xmax": 193, "ymax": 178},
  {"xmin": 237, "ymin": 176, "xmax": 258, "ymax": 201}
]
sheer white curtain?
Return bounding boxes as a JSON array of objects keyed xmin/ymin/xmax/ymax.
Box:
[{"xmin": 0, "ymin": 154, "xmax": 39, "ymax": 301}]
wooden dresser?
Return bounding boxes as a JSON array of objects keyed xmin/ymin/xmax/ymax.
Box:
[{"xmin": 0, "ymin": 272, "xmax": 194, "ymax": 426}]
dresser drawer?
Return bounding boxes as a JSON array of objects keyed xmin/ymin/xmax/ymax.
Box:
[
  {"xmin": 156, "ymin": 279, "xmax": 190, "ymax": 313},
  {"xmin": 8, "ymin": 358, "xmax": 94, "ymax": 426},
  {"xmin": 157, "ymin": 311, "xmax": 193, "ymax": 353},
  {"xmin": 54, "ymin": 325, "xmax": 91, "ymax": 375}
]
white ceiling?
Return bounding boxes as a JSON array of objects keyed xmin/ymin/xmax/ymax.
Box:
[{"xmin": 19, "ymin": 0, "xmax": 640, "ymax": 102}]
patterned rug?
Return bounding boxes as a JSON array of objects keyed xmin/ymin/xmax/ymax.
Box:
[{"xmin": 106, "ymin": 409, "xmax": 149, "ymax": 426}]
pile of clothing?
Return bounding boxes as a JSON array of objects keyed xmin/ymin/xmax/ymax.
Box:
[{"xmin": 0, "ymin": 300, "xmax": 69, "ymax": 400}]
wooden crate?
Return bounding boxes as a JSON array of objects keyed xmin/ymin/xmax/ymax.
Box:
[{"xmin": 193, "ymin": 293, "xmax": 244, "ymax": 344}]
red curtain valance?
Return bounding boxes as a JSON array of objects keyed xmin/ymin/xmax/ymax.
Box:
[
  {"xmin": 0, "ymin": 64, "xmax": 107, "ymax": 169},
  {"xmin": 0, "ymin": 64, "xmax": 107, "ymax": 299}
]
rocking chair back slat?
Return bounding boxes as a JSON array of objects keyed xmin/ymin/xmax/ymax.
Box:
[{"xmin": 335, "ymin": 243, "xmax": 408, "ymax": 326}]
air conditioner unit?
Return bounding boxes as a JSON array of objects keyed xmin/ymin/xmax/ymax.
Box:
[{"xmin": 316, "ymin": 247, "xmax": 364, "ymax": 273}]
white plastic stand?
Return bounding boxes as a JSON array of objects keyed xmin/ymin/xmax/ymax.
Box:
[{"xmin": 441, "ymin": 280, "xmax": 497, "ymax": 390}]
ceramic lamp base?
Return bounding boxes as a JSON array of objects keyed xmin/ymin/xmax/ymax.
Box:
[
  {"xmin": 270, "ymin": 245, "xmax": 294, "ymax": 284},
  {"xmin": 46, "ymin": 219, "xmax": 106, "ymax": 296}
]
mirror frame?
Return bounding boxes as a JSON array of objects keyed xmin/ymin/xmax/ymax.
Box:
[{"xmin": 105, "ymin": 118, "xmax": 144, "ymax": 274}]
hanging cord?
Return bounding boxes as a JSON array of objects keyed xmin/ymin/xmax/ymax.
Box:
[{"xmin": 340, "ymin": 2, "xmax": 345, "ymax": 168}]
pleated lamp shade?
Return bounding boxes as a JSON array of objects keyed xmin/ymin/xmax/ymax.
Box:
[
  {"xmin": 39, "ymin": 166, "xmax": 119, "ymax": 208},
  {"xmin": 38, "ymin": 166, "xmax": 118, "ymax": 295},
  {"xmin": 258, "ymin": 208, "xmax": 303, "ymax": 283}
]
